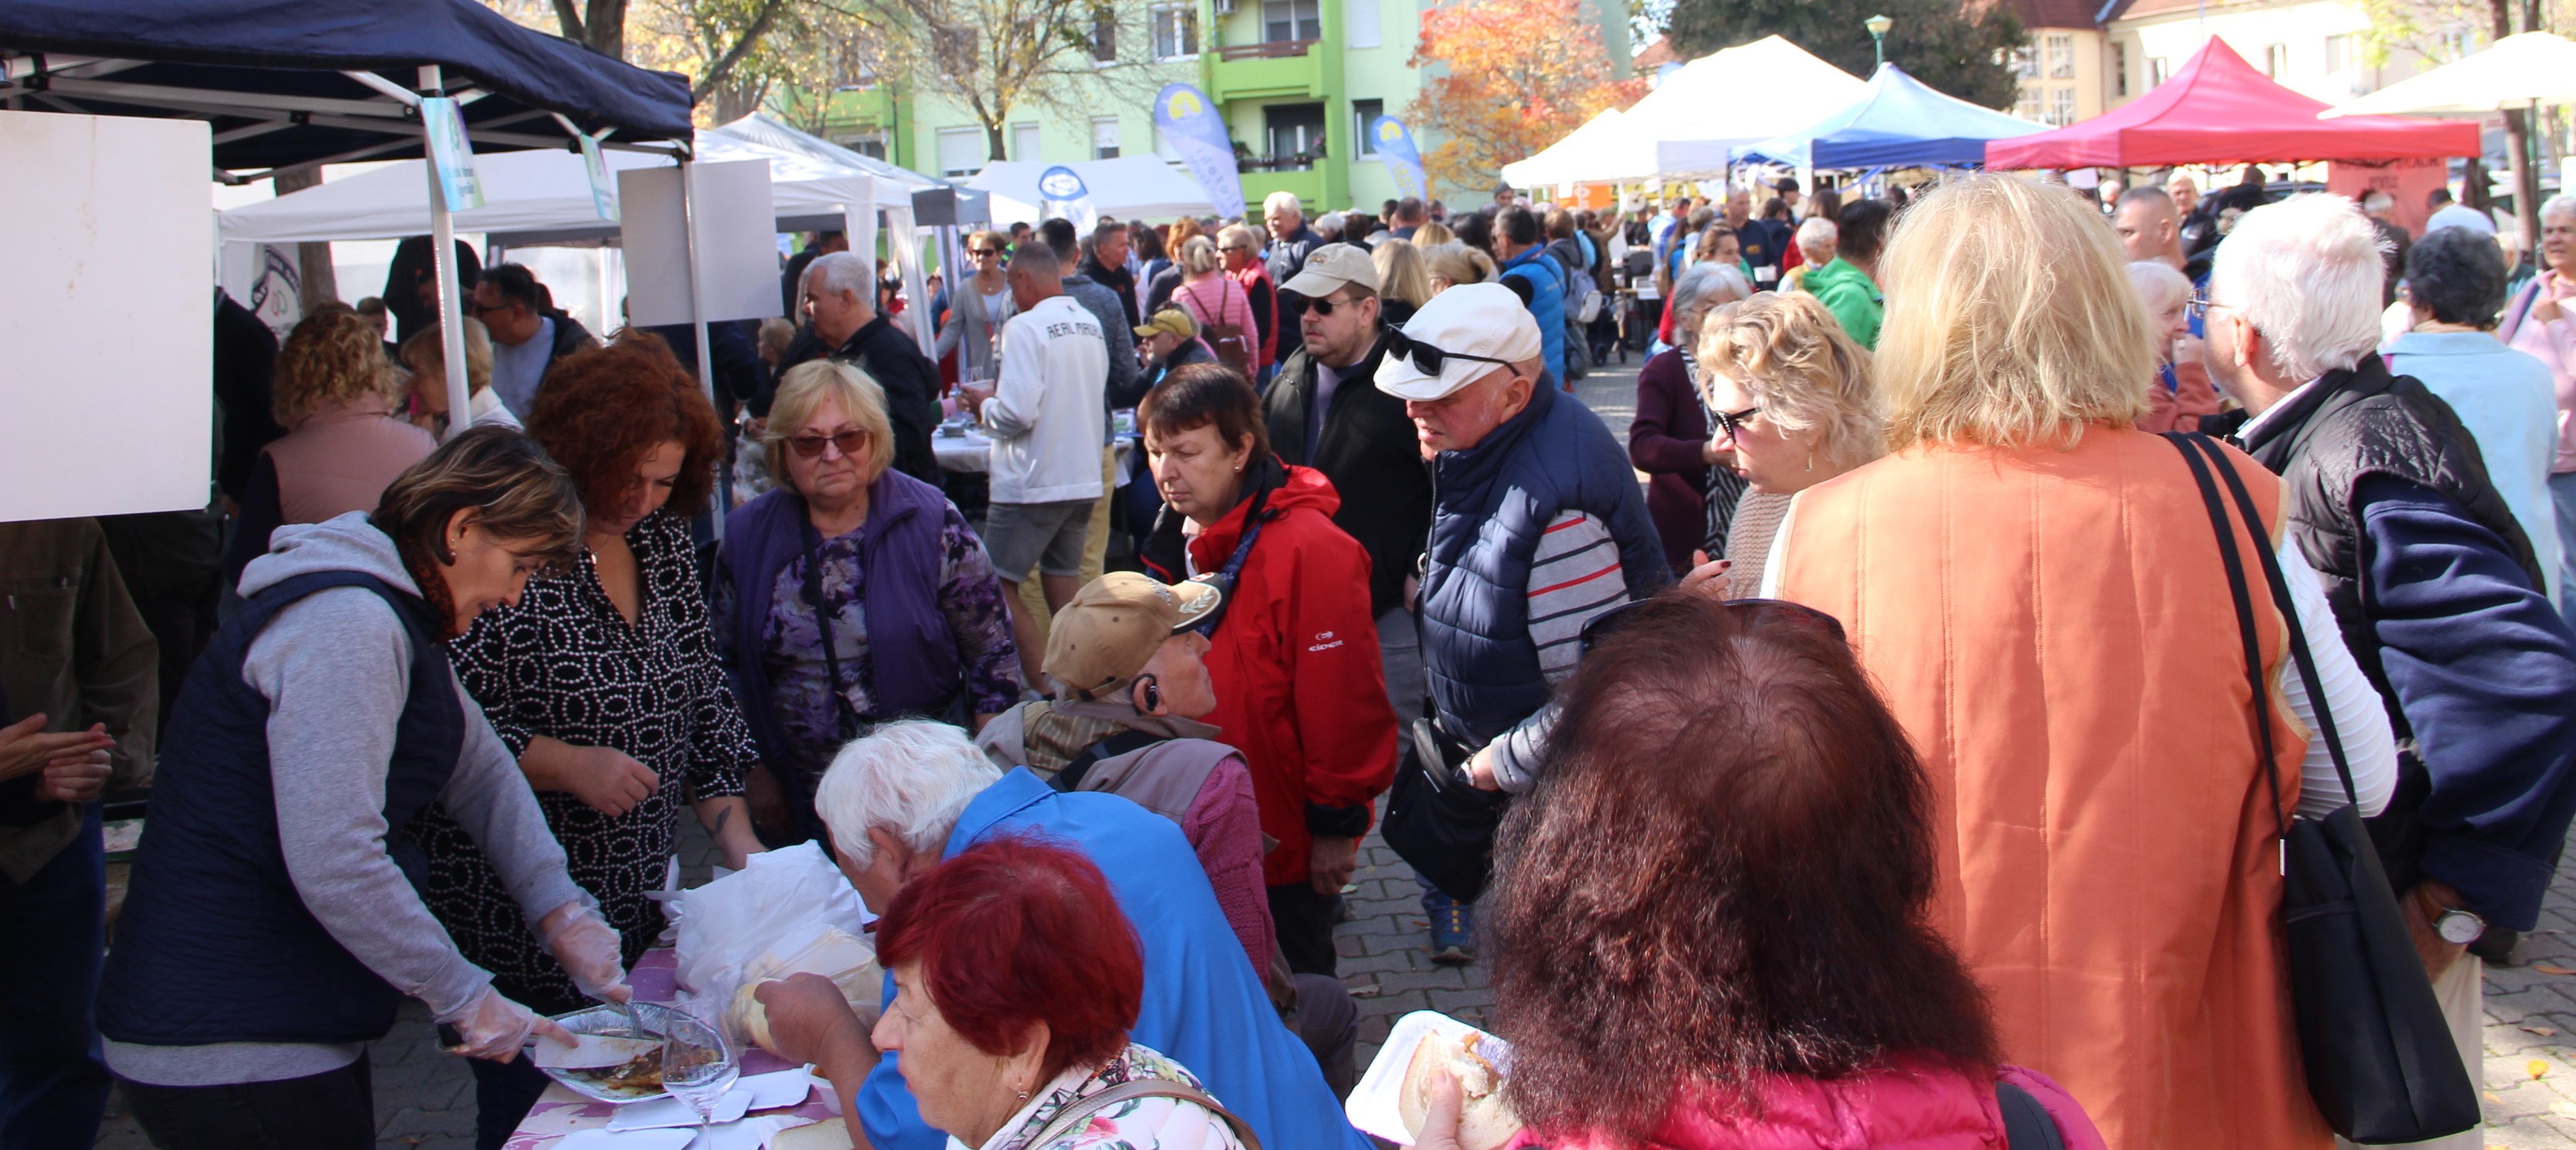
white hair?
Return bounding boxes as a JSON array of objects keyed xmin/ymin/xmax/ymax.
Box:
[
  {"xmin": 1795, "ymin": 216, "xmax": 1837, "ymax": 250},
  {"xmin": 2207, "ymin": 193, "xmax": 2388, "ymax": 382},
  {"xmin": 2125, "ymin": 259, "xmax": 2191, "ymax": 311},
  {"xmin": 1264, "ymin": 190, "xmax": 1305, "ymax": 220},
  {"xmin": 806, "ymin": 250, "xmax": 877, "ymax": 299},
  {"xmin": 1668, "ymin": 261, "xmax": 1752, "ymax": 327},
  {"xmin": 1315, "ymin": 210, "xmax": 1347, "ymax": 239},
  {"xmin": 812, "ymin": 719, "xmax": 1000, "ymax": 868},
  {"xmin": 2544, "ymin": 193, "xmax": 2576, "ymax": 223}
]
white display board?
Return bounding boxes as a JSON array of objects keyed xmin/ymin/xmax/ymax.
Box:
[
  {"xmin": 620, "ymin": 159, "xmax": 783, "ymax": 327},
  {"xmin": 0, "ymin": 112, "xmax": 213, "ymax": 522}
]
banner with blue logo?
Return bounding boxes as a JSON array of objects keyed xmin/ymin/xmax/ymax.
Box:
[
  {"xmin": 1153, "ymin": 83, "xmax": 1245, "ymax": 220},
  {"xmin": 1036, "ymin": 165, "xmax": 1098, "ymax": 231},
  {"xmin": 1371, "ymin": 116, "xmax": 1427, "ymax": 202}
]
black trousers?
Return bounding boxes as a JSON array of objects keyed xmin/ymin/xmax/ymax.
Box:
[
  {"xmin": 1267, "ymin": 882, "xmax": 1341, "ymax": 977},
  {"xmin": 121, "ymin": 1056, "xmax": 372, "ymax": 1150},
  {"xmin": 468, "ymin": 1051, "xmax": 553, "ymax": 1150}
]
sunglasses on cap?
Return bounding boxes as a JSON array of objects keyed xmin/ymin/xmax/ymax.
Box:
[
  {"xmin": 1382, "ymin": 327, "xmax": 1521, "ymax": 381},
  {"xmin": 1576, "ymin": 596, "xmax": 1845, "ymax": 656},
  {"xmin": 785, "ymin": 428, "xmax": 869, "ymax": 459}
]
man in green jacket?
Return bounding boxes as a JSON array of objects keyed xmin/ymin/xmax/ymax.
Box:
[{"xmin": 1800, "ymin": 199, "xmax": 1891, "ymax": 350}]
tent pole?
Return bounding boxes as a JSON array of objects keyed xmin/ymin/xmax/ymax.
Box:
[
  {"xmin": 680, "ymin": 153, "xmax": 721, "ymax": 538},
  {"xmin": 421, "ymin": 64, "xmax": 473, "ymax": 438}
]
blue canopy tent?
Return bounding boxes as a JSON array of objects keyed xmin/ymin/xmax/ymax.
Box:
[
  {"xmin": 1735, "ymin": 63, "xmax": 2047, "ymax": 170},
  {"xmin": 1, "ymin": 0, "xmax": 694, "ymax": 432}
]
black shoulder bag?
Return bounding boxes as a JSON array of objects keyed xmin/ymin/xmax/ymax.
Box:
[{"xmin": 2165, "ymin": 432, "xmax": 2477, "ymax": 1143}]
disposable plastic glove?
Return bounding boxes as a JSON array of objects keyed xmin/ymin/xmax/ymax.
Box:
[
  {"xmin": 537, "ymin": 897, "xmax": 632, "ymax": 1005},
  {"xmin": 440, "ymin": 985, "xmax": 574, "ymax": 1061}
]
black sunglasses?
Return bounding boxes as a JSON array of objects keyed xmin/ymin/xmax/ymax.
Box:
[
  {"xmin": 1382, "ymin": 327, "xmax": 1520, "ymax": 380},
  {"xmin": 1710, "ymin": 405, "xmax": 1761, "ymax": 441},
  {"xmin": 1578, "ymin": 597, "xmax": 1845, "ymax": 655},
  {"xmin": 1305, "ymin": 294, "xmax": 1369, "ymax": 317}
]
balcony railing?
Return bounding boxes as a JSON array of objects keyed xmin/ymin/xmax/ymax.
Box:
[{"xmin": 1215, "ymin": 37, "xmax": 1318, "ymax": 60}]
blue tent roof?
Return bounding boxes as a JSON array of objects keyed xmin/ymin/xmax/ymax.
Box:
[
  {"xmin": 1, "ymin": 0, "xmax": 694, "ymax": 175},
  {"xmin": 1735, "ymin": 64, "xmax": 2046, "ymax": 170}
]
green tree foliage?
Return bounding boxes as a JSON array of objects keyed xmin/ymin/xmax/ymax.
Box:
[{"xmin": 1661, "ymin": 0, "xmax": 2025, "ymax": 110}]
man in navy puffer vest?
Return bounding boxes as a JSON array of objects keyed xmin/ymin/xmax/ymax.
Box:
[{"xmin": 1372, "ymin": 283, "xmax": 1666, "ymax": 963}]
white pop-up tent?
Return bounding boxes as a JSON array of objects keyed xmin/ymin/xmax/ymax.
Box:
[
  {"xmin": 1613, "ymin": 36, "xmax": 1868, "ymax": 177},
  {"xmin": 968, "ymin": 156, "xmax": 1218, "ymax": 225},
  {"xmin": 1501, "ymin": 108, "xmax": 1647, "ymax": 188}
]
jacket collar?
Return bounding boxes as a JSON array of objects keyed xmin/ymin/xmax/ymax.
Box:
[
  {"xmin": 946, "ymin": 767, "xmax": 1054, "ymax": 857},
  {"xmin": 833, "ymin": 313, "xmax": 892, "ymax": 360},
  {"xmin": 1140, "ymin": 453, "xmax": 1286, "ymax": 581},
  {"xmin": 1435, "ymin": 376, "xmax": 1558, "ymax": 497},
  {"xmin": 2236, "ymin": 355, "xmax": 2397, "ymax": 468}
]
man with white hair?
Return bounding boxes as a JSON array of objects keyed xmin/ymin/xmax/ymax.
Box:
[
  {"xmin": 2207, "ymin": 194, "xmax": 2576, "ymax": 1127},
  {"xmin": 1782, "ymin": 216, "xmax": 1837, "ymax": 293},
  {"xmin": 802, "ymin": 250, "xmax": 943, "ymax": 484},
  {"xmin": 1374, "ymin": 283, "xmax": 1665, "ymax": 963},
  {"xmin": 1264, "ymin": 191, "xmax": 1325, "ymax": 366},
  {"xmin": 759, "ymin": 719, "xmax": 1371, "ymax": 1150}
]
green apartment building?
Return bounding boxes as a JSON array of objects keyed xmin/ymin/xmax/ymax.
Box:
[{"xmin": 802, "ymin": 0, "xmax": 1629, "ymax": 217}]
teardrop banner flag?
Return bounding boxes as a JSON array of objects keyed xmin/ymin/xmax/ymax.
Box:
[
  {"xmin": 1153, "ymin": 83, "xmax": 1245, "ymax": 220},
  {"xmin": 1037, "ymin": 165, "xmax": 1098, "ymax": 231},
  {"xmin": 1373, "ymin": 116, "xmax": 1428, "ymax": 201}
]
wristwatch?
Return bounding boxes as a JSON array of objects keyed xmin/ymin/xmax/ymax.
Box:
[{"xmin": 2417, "ymin": 885, "xmax": 2487, "ymax": 946}]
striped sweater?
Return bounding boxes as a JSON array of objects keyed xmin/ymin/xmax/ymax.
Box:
[{"xmin": 1488, "ymin": 510, "xmax": 1631, "ymax": 790}]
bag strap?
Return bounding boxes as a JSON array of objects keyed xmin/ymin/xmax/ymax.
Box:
[
  {"xmin": 1995, "ymin": 1080, "xmax": 2065, "ymax": 1150},
  {"xmin": 1022, "ymin": 1077, "xmax": 1263, "ymax": 1150},
  {"xmin": 2162, "ymin": 432, "xmax": 2292, "ymax": 846}
]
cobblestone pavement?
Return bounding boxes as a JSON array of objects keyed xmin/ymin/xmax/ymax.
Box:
[{"xmin": 96, "ymin": 360, "xmax": 2576, "ymax": 1148}]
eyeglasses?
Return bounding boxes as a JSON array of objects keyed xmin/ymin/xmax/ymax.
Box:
[
  {"xmin": 1220, "ymin": 243, "xmax": 1252, "ymax": 253},
  {"xmin": 1577, "ymin": 596, "xmax": 1845, "ymax": 656},
  {"xmin": 971, "ymin": 247, "xmax": 1003, "ymax": 257},
  {"xmin": 785, "ymin": 428, "xmax": 869, "ymax": 458},
  {"xmin": 1710, "ymin": 405, "xmax": 1761, "ymax": 441},
  {"xmin": 1382, "ymin": 327, "xmax": 1520, "ymax": 381},
  {"xmin": 2187, "ymin": 294, "xmax": 2233, "ymax": 320}
]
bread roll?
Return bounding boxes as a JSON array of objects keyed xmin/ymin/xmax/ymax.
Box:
[{"xmin": 1396, "ymin": 1028, "xmax": 1517, "ymax": 1150}]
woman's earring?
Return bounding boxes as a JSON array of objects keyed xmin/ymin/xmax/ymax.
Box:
[{"xmin": 1806, "ymin": 449, "xmax": 1814, "ymax": 473}]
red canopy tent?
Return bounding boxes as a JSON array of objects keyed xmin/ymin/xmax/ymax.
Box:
[{"xmin": 1985, "ymin": 37, "xmax": 2478, "ymax": 168}]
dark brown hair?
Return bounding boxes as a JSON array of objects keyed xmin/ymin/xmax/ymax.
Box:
[
  {"xmin": 1136, "ymin": 363, "xmax": 1270, "ymax": 461},
  {"xmin": 522, "ymin": 331, "xmax": 724, "ymax": 520},
  {"xmin": 1486, "ymin": 593, "xmax": 1997, "ymax": 1146},
  {"xmin": 372, "ymin": 425, "xmax": 584, "ymax": 637}
]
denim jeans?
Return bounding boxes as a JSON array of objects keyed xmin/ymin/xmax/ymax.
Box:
[
  {"xmin": 0, "ymin": 803, "xmax": 109, "ymax": 1150},
  {"xmin": 2551, "ymin": 472, "xmax": 2576, "ymax": 622}
]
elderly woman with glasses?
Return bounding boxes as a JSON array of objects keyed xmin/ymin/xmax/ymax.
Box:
[
  {"xmin": 934, "ymin": 230, "xmax": 1016, "ymax": 385},
  {"xmin": 1688, "ymin": 292, "xmax": 1881, "ymax": 596},
  {"xmin": 1217, "ymin": 223, "xmax": 1279, "ymax": 379},
  {"xmin": 1628, "ymin": 262, "xmax": 1754, "ymax": 577},
  {"xmin": 714, "ymin": 360, "xmax": 1020, "ymax": 841}
]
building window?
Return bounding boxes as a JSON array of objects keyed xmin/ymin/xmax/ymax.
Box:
[
  {"xmin": 840, "ymin": 132, "xmax": 890, "ymax": 160},
  {"xmin": 2263, "ymin": 42, "xmax": 2288, "ymax": 77},
  {"xmin": 936, "ymin": 126, "xmax": 986, "ymax": 178},
  {"xmin": 2324, "ymin": 33, "xmax": 2353, "ymax": 73},
  {"xmin": 1353, "ymin": 99, "xmax": 1383, "ymax": 156},
  {"xmin": 2048, "ymin": 86, "xmax": 2077, "ymax": 126},
  {"xmin": 1091, "ymin": 5, "xmax": 1116, "ymax": 62},
  {"xmin": 1150, "ymin": 2, "xmax": 1199, "ymax": 59},
  {"xmin": 2437, "ymin": 27, "xmax": 2470, "ymax": 60},
  {"xmin": 2112, "ymin": 41, "xmax": 2128, "ymax": 96},
  {"xmin": 2045, "ymin": 33, "xmax": 2074, "ymax": 79},
  {"xmin": 2150, "ymin": 56, "xmax": 2170, "ymax": 86},
  {"xmin": 1092, "ymin": 116, "xmax": 1120, "ymax": 159},
  {"xmin": 1012, "ymin": 122, "xmax": 1041, "ymax": 161},
  {"xmin": 1347, "ymin": 0, "xmax": 1382, "ymax": 48},
  {"xmin": 1263, "ymin": 0, "xmax": 1320, "ymax": 44},
  {"xmin": 1265, "ymin": 103, "xmax": 1326, "ymax": 169},
  {"xmin": 2012, "ymin": 38, "xmax": 2038, "ymax": 79},
  {"xmin": 2015, "ymin": 85, "xmax": 2043, "ymax": 122}
]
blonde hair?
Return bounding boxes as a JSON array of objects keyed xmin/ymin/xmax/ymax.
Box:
[
  {"xmin": 756, "ymin": 317, "xmax": 797, "ymax": 362},
  {"xmin": 1695, "ymin": 293, "xmax": 1883, "ymax": 470},
  {"xmin": 1422, "ymin": 242, "xmax": 1496, "ymax": 290},
  {"xmin": 1217, "ymin": 223, "xmax": 1263, "ymax": 256},
  {"xmin": 1179, "ymin": 234, "xmax": 1223, "ymax": 276},
  {"xmin": 1874, "ymin": 174, "xmax": 2153, "ymax": 451},
  {"xmin": 275, "ymin": 304, "xmax": 398, "ymax": 425},
  {"xmin": 1413, "ymin": 220, "xmax": 1457, "ymax": 247},
  {"xmin": 398, "ymin": 317, "xmax": 496, "ymax": 396},
  {"xmin": 1374, "ymin": 239, "xmax": 1433, "ymax": 308},
  {"xmin": 762, "ymin": 359, "xmax": 896, "ymax": 490}
]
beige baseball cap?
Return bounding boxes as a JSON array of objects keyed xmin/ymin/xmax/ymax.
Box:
[
  {"xmin": 1281, "ymin": 243, "xmax": 1380, "ymax": 299},
  {"xmin": 1043, "ymin": 572, "xmax": 1223, "ymax": 701},
  {"xmin": 1372, "ymin": 282, "xmax": 1543, "ymax": 402}
]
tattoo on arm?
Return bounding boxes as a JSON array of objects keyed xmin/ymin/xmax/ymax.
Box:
[{"xmin": 711, "ymin": 805, "xmax": 735, "ymax": 836}]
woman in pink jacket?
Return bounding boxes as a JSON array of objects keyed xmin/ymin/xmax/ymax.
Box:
[{"xmin": 1416, "ymin": 593, "xmax": 2105, "ymax": 1150}]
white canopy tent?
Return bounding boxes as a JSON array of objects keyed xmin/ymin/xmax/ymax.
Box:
[
  {"xmin": 1500, "ymin": 109, "xmax": 1647, "ymax": 188},
  {"xmin": 967, "ymin": 156, "xmax": 1218, "ymax": 226},
  {"xmin": 2321, "ymin": 31, "xmax": 2576, "ymax": 119},
  {"xmin": 1612, "ymin": 36, "xmax": 1868, "ymax": 178}
]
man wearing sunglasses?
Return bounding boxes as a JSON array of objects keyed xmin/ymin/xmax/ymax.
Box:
[{"xmin": 1373, "ymin": 283, "xmax": 1666, "ymax": 964}]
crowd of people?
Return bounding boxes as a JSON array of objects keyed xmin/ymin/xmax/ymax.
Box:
[{"xmin": 8, "ymin": 159, "xmax": 2576, "ymax": 1150}]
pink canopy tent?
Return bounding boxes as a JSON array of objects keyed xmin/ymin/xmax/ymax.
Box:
[{"xmin": 1985, "ymin": 38, "xmax": 2478, "ymax": 168}]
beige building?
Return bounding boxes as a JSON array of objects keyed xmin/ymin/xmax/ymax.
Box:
[
  {"xmin": 2008, "ymin": 0, "xmax": 2115, "ymax": 126},
  {"xmin": 2096, "ymin": 0, "xmax": 2459, "ymax": 110}
]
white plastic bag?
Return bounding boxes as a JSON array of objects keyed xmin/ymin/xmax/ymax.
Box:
[{"xmin": 672, "ymin": 842, "xmax": 871, "ymax": 1040}]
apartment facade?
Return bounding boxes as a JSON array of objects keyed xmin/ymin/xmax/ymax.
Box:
[
  {"xmin": 802, "ymin": 0, "xmax": 1628, "ymax": 215},
  {"xmin": 2100, "ymin": 0, "xmax": 2457, "ymax": 109},
  {"xmin": 2008, "ymin": 0, "xmax": 2113, "ymax": 127}
]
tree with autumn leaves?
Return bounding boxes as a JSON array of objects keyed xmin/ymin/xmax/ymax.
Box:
[{"xmin": 1407, "ymin": 0, "xmax": 1646, "ymax": 197}]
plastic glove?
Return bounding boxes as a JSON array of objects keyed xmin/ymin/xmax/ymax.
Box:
[
  {"xmin": 537, "ymin": 898, "xmax": 632, "ymax": 1005},
  {"xmin": 440, "ymin": 985, "xmax": 574, "ymax": 1062}
]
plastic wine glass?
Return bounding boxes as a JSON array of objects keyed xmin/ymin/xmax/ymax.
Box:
[{"xmin": 658, "ymin": 1011, "xmax": 738, "ymax": 1139}]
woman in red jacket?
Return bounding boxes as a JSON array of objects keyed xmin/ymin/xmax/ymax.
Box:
[{"xmin": 1137, "ymin": 363, "xmax": 1400, "ymax": 979}]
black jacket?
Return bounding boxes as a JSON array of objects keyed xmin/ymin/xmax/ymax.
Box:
[
  {"xmin": 213, "ymin": 292, "xmax": 284, "ymax": 503},
  {"xmin": 1262, "ymin": 331, "xmax": 1429, "ymax": 617},
  {"xmin": 831, "ymin": 314, "xmax": 945, "ymax": 488},
  {"xmin": 644, "ymin": 321, "xmax": 769, "ymax": 420},
  {"xmin": 1079, "ymin": 256, "xmax": 1140, "ymax": 329},
  {"xmin": 534, "ymin": 309, "xmax": 600, "ymax": 380}
]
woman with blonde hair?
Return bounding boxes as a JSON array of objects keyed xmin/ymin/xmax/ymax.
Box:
[
  {"xmin": 1371, "ymin": 238, "xmax": 1434, "ymax": 325},
  {"xmin": 1173, "ymin": 234, "xmax": 1260, "ymax": 377},
  {"xmin": 1629, "ymin": 262, "xmax": 1755, "ymax": 576},
  {"xmin": 226, "ymin": 303, "xmax": 438, "ymax": 586},
  {"xmin": 400, "ymin": 316, "xmax": 521, "ymax": 436},
  {"xmin": 1420, "ymin": 242, "xmax": 1496, "ymax": 294},
  {"xmin": 935, "ymin": 229, "xmax": 1016, "ymax": 384},
  {"xmin": 1216, "ymin": 223, "xmax": 1279, "ymax": 377},
  {"xmin": 1411, "ymin": 219, "xmax": 1456, "ymax": 248},
  {"xmin": 1761, "ymin": 173, "xmax": 2395, "ymax": 1149},
  {"xmin": 1690, "ymin": 290, "xmax": 1877, "ymax": 591},
  {"xmin": 714, "ymin": 359, "xmax": 1019, "ymax": 840}
]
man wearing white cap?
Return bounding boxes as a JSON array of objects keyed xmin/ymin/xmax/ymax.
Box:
[{"xmin": 1374, "ymin": 282, "xmax": 1665, "ymax": 964}]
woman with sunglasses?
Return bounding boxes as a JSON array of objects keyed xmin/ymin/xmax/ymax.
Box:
[
  {"xmin": 1688, "ymin": 292, "xmax": 1879, "ymax": 596},
  {"xmin": 1136, "ymin": 363, "xmax": 1399, "ymax": 979},
  {"xmin": 714, "ymin": 360, "xmax": 1020, "ymax": 842},
  {"xmin": 933, "ymin": 230, "xmax": 1017, "ymax": 385}
]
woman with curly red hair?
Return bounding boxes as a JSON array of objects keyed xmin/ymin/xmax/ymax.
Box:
[{"xmin": 410, "ymin": 332, "xmax": 770, "ymax": 1148}]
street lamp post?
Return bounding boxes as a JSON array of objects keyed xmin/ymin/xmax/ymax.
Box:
[{"xmin": 1865, "ymin": 14, "xmax": 1894, "ymax": 68}]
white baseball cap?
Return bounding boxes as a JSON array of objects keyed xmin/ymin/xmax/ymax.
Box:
[{"xmin": 1372, "ymin": 282, "xmax": 1543, "ymax": 402}]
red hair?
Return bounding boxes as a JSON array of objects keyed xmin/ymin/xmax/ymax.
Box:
[
  {"xmin": 523, "ymin": 331, "xmax": 723, "ymax": 519},
  {"xmin": 874, "ymin": 834, "xmax": 1142, "ymax": 1082}
]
